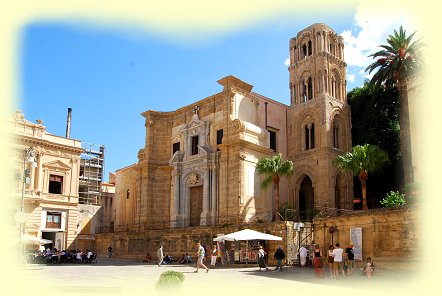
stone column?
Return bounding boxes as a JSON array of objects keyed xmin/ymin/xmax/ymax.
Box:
[
  {"xmin": 172, "ymin": 171, "xmax": 180, "ymax": 215},
  {"xmin": 182, "ymin": 175, "xmax": 189, "ymax": 227},
  {"xmin": 200, "ymin": 168, "xmax": 210, "ymax": 226},
  {"xmin": 35, "ymin": 152, "xmax": 42, "ymax": 192},
  {"xmin": 210, "ymin": 166, "xmax": 217, "ymax": 225}
]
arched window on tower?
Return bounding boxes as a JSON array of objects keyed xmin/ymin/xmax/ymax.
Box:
[
  {"xmin": 331, "ymin": 75, "xmax": 336, "ymax": 98},
  {"xmin": 333, "ymin": 123, "xmax": 339, "ymax": 149},
  {"xmin": 304, "ymin": 123, "xmax": 315, "ymax": 150},
  {"xmin": 310, "ymin": 123, "xmax": 315, "ymax": 149},
  {"xmin": 303, "ymin": 44, "xmax": 307, "ymax": 59},
  {"xmin": 308, "ymin": 40, "xmax": 312, "ymax": 56},
  {"xmin": 305, "ymin": 125, "xmax": 309, "ymax": 150},
  {"xmin": 307, "ymin": 77, "xmax": 313, "ymax": 100},
  {"xmin": 302, "ymin": 80, "xmax": 307, "ymax": 102}
]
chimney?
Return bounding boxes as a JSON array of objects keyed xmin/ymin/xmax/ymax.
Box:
[{"xmin": 66, "ymin": 108, "xmax": 72, "ymax": 138}]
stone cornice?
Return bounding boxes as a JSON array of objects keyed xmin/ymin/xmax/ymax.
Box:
[{"xmin": 13, "ymin": 134, "xmax": 84, "ymax": 155}]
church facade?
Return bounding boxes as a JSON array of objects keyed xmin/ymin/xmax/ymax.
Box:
[{"xmin": 113, "ymin": 23, "xmax": 353, "ymax": 230}]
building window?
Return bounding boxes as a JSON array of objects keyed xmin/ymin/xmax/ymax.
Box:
[
  {"xmin": 191, "ymin": 135, "xmax": 199, "ymax": 155},
  {"xmin": 310, "ymin": 123, "xmax": 315, "ymax": 149},
  {"xmin": 269, "ymin": 130, "xmax": 277, "ymax": 152},
  {"xmin": 305, "ymin": 125, "xmax": 309, "ymax": 150},
  {"xmin": 46, "ymin": 212, "xmax": 61, "ymax": 229},
  {"xmin": 333, "ymin": 124, "xmax": 339, "ymax": 149},
  {"xmin": 49, "ymin": 175, "xmax": 63, "ymax": 194},
  {"xmin": 305, "ymin": 123, "xmax": 315, "ymax": 150},
  {"xmin": 126, "ymin": 189, "xmax": 130, "ymax": 199},
  {"xmin": 172, "ymin": 142, "xmax": 180, "ymax": 154},
  {"xmin": 216, "ymin": 129, "xmax": 223, "ymax": 145}
]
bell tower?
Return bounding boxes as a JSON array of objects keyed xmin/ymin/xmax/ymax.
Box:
[{"xmin": 286, "ymin": 23, "xmax": 353, "ymax": 216}]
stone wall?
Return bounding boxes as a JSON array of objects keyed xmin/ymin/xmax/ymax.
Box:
[
  {"xmin": 312, "ymin": 206, "xmax": 420, "ymax": 261},
  {"xmin": 95, "ymin": 223, "xmax": 287, "ymax": 265}
]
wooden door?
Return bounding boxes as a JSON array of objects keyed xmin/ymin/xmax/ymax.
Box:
[{"xmin": 190, "ymin": 186, "xmax": 203, "ymax": 226}]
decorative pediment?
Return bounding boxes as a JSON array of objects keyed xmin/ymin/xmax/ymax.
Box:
[
  {"xmin": 180, "ymin": 117, "xmax": 206, "ymax": 132},
  {"xmin": 42, "ymin": 160, "xmax": 71, "ymax": 171}
]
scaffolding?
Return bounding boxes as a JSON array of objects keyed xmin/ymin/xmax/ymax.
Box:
[{"xmin": 79, "ymin": 142, "xmax": 105, "ymax": 205}]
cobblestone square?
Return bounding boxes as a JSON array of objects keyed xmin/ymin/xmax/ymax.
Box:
[{"xmin": 15, "ymin": 258, "xmax": 418, "ymax": 296}]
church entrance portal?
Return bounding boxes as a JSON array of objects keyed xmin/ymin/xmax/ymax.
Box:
[
  {"xmin": 190, "ymin": 186, "xmax": 203, "ymax": 226},
  {"xmin": 299, "ymin": 176, "xmax": 314, "ymax": 220}
]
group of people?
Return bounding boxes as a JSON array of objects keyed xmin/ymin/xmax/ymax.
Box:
[
  {"xmin": 145, "ymin": 241, "xmax": 376, "ymax": 280},
  {"xmin": 305, "ymin": 242, "xmax": 374, "ymax": 279},
  {"xmin": 257, "ymin": 245, "xmax": 285, "ymax": 272},
  {"xmin": 178, "ymin": 253, "xmax": 192, "ymax": 264},
  {"xmin": 155, "ymin": 243, "xmax": 219, "ymax": 273},
  {"xmin": 27, "ymin": 247, "xmax": 96, "ymax": 264},
  {"xmin": 324, "ymin": 242, "xmax": 357, "ymax": 279}
]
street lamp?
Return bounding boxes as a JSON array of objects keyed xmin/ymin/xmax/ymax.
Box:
[{"xmin": 16, "ymin": 146, "xmax": 37, "ymax": 261}]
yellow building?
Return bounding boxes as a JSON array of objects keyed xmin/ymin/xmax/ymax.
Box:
[
  {"xmin": 113, "ymin": 24, "xmax": 353, "ymax": 231},
  {"xmin": 10, "ymin": 111, "xmax": 83, "ymax": 251}
]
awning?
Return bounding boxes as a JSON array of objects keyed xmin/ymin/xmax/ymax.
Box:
[
  {"xmin": 22, "ymin": 235, "xmax": 52, "ymax": 245},
  {"xmin": 213, "ymin": 229, "xmax": 282, "ymax": 242}
]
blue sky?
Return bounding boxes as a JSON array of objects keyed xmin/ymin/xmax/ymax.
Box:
[{"xmin": 19, "ymin": 5, "xmax": 414, "ymax": 179}]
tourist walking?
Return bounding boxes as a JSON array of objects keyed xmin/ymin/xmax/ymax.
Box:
[
  {"xmin": 257, "ymin": 245, "xmax": 268, "ymax": 271},
  {"xmin": 157, "ymin": 246, "xmax": 164, "ymax": 267},
  {"xmin": 345, "ymin": 242, "xmax": 355, "ymax": 275},
  {"xmin": 210, "ymin": 245, "xmax": 217, "ymax": 266},
  {"xmin": 194, "ymin": 242, "xmax": 209, "ymax": 273},
  {"xmin": 312, "ymin": 244, "xmax": 324, "ymax": 278},
  {"xmin": 327, "ymin": 245, "xmax": 334, "ymax": 278},
  {"xmin": 273, "ymin": 245, "xmax": 285, "ymax": 271},
  {"xmin": 299, "ymin": 245, "xmax": 308, "ymax": 267},
  {"xmin": 107, "ymin": 246, "xmax": 113, "ymax": 259},
  {"xmin": 332, "ymin": 242, "xmax": 346, "ymax": 279}
]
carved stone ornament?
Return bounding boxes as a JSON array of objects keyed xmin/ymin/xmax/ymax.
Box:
[
  {"xmin": 14, "ymin": 110, "xmax": 24, "ymax": 121},
  {"xmin": 187, "ymin": 173, "xmax": 199, "ymax": 185},
  {"xmin": 138, "ymin": 149, "xmax": 145, "ymax": 161},
  {"xmin": 232, "ymin": 118, "xmax": 244, "ymax": 133}
]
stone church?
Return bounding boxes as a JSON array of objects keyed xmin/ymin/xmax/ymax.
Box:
[{"xmin": 113, "ymin": 23, "xmax": 353, "ymax": 230}]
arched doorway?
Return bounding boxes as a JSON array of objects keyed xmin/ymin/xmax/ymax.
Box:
[{"xmin": 299, "ymin": 176, "xmax": 314, "ymax": 220}]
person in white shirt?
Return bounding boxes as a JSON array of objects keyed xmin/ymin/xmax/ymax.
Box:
[
  {"xmin": 331, "ymin": 242, "xmax": 346, "ymax": 279},
  {"xmin": 76, "ymin": 250, "xmax": 83, "ymax": 263},
  {"xmin": 299, "ymin": 245, "xmax": 309, "ymax": 267},
  {"xmin": 194, "ymin": 242, "xmax": 209, "ymax": 273},
  {"xmin": 157, "ymin": 246, "xmax": 164, "ymax": 267},
  {"xmin": 87, "ymin": 250, "xmax": 93, "ymax": 262}
]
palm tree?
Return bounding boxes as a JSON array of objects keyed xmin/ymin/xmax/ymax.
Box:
[
  {"xmin": 256, "ymin": 153, "xmax": 293, "ymax": 221},
  {"xmin": 333, "ymin": 144, "xmax": 390, "ymax": 210},
  {"xmin": 365, "ymin": 26, "xmax": 423, "ymax": 185}
]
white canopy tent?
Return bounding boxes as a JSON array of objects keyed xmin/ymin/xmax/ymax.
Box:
[
  {"xmin": 213, "ymin": 229, "xmax": 282, "ymax": 242},
  {"xmin": 22, "ymin": 235, "xmax": 52, "ymax": 245},
  {"xmin": 213, "ymin": 229, "xmax": 282, "ymax": 266}
]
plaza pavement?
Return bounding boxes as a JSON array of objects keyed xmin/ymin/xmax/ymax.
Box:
[{"xmin": 16, "ymin": 257, "xmax": 420, "ymax": 296}]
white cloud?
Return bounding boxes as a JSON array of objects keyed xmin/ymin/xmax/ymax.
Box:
[
  {"xmin": 341, "ymin": 3, "xmax": 417, "ymax": 81},
  {"xmin": 347, "ymin": 74, "xmax": 355, "ymax": 83},
  {"xmin": 284, "ymin": 57, "xmax": 290, "ymax": 67}
]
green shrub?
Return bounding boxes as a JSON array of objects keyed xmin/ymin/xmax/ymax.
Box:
[
  {"xmin": 155, "ymin": 271, "xmax": 185, "ymax": 290},
  {"xmin": 380, "ymin": 191, "xmax": 406, "ymax": 207}
]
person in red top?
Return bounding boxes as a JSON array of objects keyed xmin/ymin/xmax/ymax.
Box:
[{"xmin": 312, "ymin": 244, "xmax": 324, "ymax": 278}]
